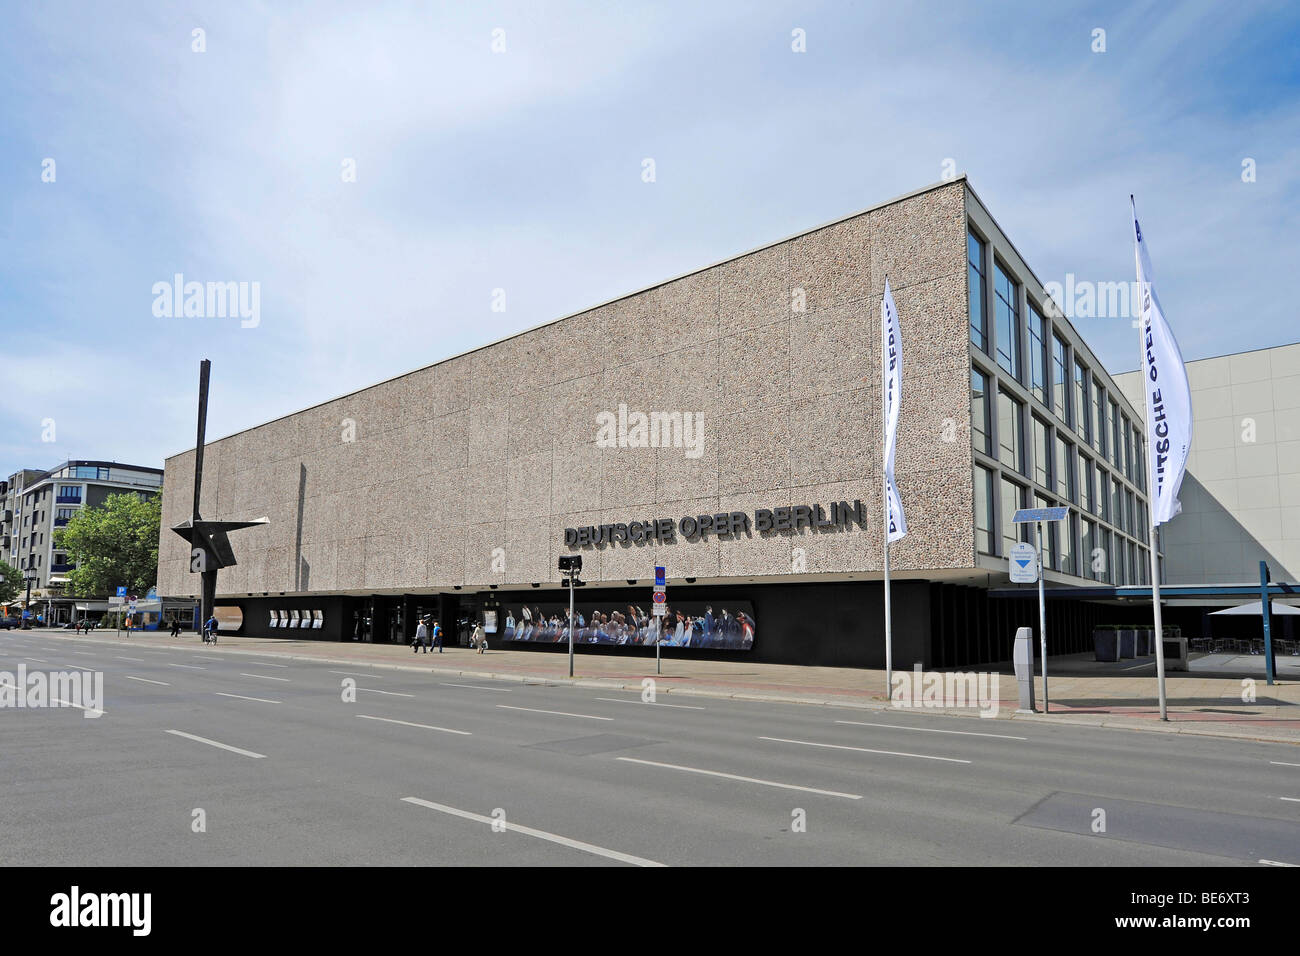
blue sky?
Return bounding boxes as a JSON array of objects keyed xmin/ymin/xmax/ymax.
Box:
[{"xmin": 2, "ymin": 0, "xmax": 1297, "ymax": 472}]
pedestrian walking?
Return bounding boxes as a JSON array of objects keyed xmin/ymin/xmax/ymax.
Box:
[
  {"xmin": 472, "ymin": 622, "xmax": 486, "ymax": 654},
  {"xmin": 414, "ymin": 617, "xmax": 428, "ymax": 654},
  {"xmin": 432, "ymin": 619, "xmax": 443, "ymax": 653}
]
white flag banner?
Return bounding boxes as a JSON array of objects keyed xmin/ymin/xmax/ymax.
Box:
[
  {"xmin": 1131, "ymin": 197, "xmax": 1193, "ymax": 525},
  {"xmin": 882, "ymin": 279, "xmax": 908, "ymax": 542}
]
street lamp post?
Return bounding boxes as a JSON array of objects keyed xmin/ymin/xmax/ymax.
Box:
[{"xmin": 23, "ymin": 571, "xmax": 36, "ymax": 629}]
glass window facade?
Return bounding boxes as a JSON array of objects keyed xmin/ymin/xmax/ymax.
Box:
[
  {"xmin": 1079, "ymin": 455, "xmax": 1093, "ymax": 514},
  {"xmin": 1028, "ymin": 306, "xmax": 1047, "ymax": 402},
  {"xmin": 1081, "ymin": 518, "xmax": 1097, "ymax": 580},
  {"xmin": 968, "ymin": 231, "xmax": 988, "ymax": 353},
  {"xmin": 971, "ymin": 368, "xmax": 991, "ymax": 456},
  {"xmin": 1032, "ymin": 416, "xmax": 1051, "ymax": 488},
  {"xmin": 1000, "ymin": 477, "xmax": 1025, "ymax": 557},
  {"xmin": 998, "ymin": 390, "xmax": 1024, "ymax": 475},
  {"xmin": 1052, "ymin": 334, "xmax": 1069, "ymax": 425},
  {"xmin": 1123, "ymin": 418, "xmax": 1134, "ymax": 481},
  {"xmin": 994, "ymin": 262, "xmax": 1020, "ymax": 379},
  {"xmin": 974, "ymin": 465, "xmax": 995, "ymax": 555},
  {"xmin": 1055, "ymin": 436, "xmax": 1074, "ymax": 502},
  {"xmin": 1092, "ymin": 379, "xmax": 1105, "ymax": 455},
  {"xmin": 1074, "ymin": 361, "xmax": 1090, "ymax": 445},
  {"xmin": 1059, "ymin": 514, "xmax": 1075, "ymax": 575}
]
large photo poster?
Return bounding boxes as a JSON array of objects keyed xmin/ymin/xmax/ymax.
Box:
[{"xmin": 501, "ymin": 600, "xmax": 754, "ymax": 650}]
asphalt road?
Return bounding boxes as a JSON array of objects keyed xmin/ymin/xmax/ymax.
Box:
[{"xmin": 2, "ymin": 630, "xmax": 1298, "ymax": 866}]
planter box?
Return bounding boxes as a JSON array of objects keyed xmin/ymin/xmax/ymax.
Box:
[
  {"xmin": 1118, "ymin": 629, "xmax": 1137, "ymax": 659},
  {"xmin": 1093, "ymin": 629, "xmax": 1120, "ymax": 662},
  {"xmin": 1135, "ymin": 630, "xmax": 1150, "ymax": 656}
]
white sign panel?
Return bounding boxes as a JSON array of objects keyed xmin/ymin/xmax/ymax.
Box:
[{"xmin": 1009, "ymin": 542, "xmax": 1039, "ymax": 583}]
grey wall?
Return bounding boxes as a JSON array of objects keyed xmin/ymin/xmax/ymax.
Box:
[{"xmin": 1115, "ymin": 342, "xmax": 1300, "ymax": 583}]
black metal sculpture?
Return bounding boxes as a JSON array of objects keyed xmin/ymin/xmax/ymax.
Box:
[{"xmin": 171, "ymin": 360, "xmax": 267, "ymax": 628}]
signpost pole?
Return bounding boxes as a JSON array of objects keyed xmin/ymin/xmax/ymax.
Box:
[
  {"xmin": 1037, "ymin": 520, "xmax": 1048, "ymax": 714},
  {"xmin": 653, "ymin": 566, "xmax": 666, "ymax": 676},
  {"xmin": 1149, "ymin": 525, "xmax": 1167, "ymax": 719},
  {"xmin": 568, "ymin": 573, "xmax": 575, "ymax": 679},
  {"xmin": 1260, "ymin": 560, "xmax": 1275, "ymax": 687}
]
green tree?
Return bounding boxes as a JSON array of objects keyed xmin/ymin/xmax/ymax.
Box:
[
  {"xmin": 0, "ymin": 557, "xmax": 20, "ymax": 606},
  {"xmin": 54, "ymin": 493, "xmax": 161, "ymax": 597}
]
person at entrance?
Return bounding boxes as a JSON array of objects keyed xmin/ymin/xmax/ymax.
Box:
[
  {"xmin": 472, "ymin": 622, "xmax": 486, "ymax": 654},
  {"xmin": 431, "ymin": 619, "xmax": 443, "ymax": 652},
  {"xmin": 414, "ymin": 617, "xmax": 429, "ymax": 654}
]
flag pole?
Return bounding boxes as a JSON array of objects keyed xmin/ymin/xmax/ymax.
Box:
[
  {"xmin": 1133, "ymin": 194, "xmax": 1169, "ymax": 721},
  {"xmin": 882, "ymin": 275, "xmax": 893, "ymax": 700}
]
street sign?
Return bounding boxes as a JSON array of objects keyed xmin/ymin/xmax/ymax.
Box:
[
  {"xmin": 1012, "ymin": 507, "xmax": 1069, "ymax": 523},
  {"xmin": 116, "ymin": 586, "xmax": 127, "ymax": 597},
  {"xmin": 1008, "ymin": 542, "xmax": 1039, "ymax": 583},
  {"xmin": 654, "ymin": 566, "xmax": 665, "ymax": 587},
  {"xmin": 651, "ymin": 590, "xmax": 666, "ymax": 604},
  {"xmin": 652, "ymin": 605, "xmax": 667, "ymax": 617},
  {"xmin": 108, "ymin": 596, "xmax": 124, "ymax": 605}
]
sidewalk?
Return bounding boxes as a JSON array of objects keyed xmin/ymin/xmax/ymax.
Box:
[{"xmin": 20, "ymin": 628, "xmax": 1300, "ymax": 745}]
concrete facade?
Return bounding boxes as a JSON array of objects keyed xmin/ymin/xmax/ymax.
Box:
[
  {"xmin": 159, "ymin": 180, "xmax": 982, "ymax": 598},
  {"xmin": 1115, "ymin": 342, "xmax": 1300, "ymax": 584}
]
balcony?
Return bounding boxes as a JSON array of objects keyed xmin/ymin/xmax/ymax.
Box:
[
  {"xmin": 53, "ymin": 517, "xmax": 69, "ymax": 527},
  {"xmin": 55, "ymin": 494, "xmax": 81, "ymax": 504}
]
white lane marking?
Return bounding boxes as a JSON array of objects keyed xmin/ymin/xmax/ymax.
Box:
[
  {"xmin": 1270, "ymin": 761, "xmax": 1300, "ymax": 768},
  {"xmin": 216, "ymin": 692, "xmax": 281, "ymax": 704},
  {"xmin": 244, "ymin": 661, "xmax": 290, "ymax": 668},
  {"xmin": 594, "ymin": 697, "xmax": 705, "ymax": 710},
  {"xmin": 168, "ymin": 663, "xmax": 205, "ymax": 670},
  {"xmin": 115, "ymin": 656, "xmax": 145, "ymax": 662},
  {"xmin": 1280, "ymin": 797, "xmax": 1300, "ymax": 803},
  {"xmin": 615, "ymin": 756, "xmax": 861, "ymax": 800},
  {"xmin": 760, "ymin": 735, "xmax": 972, "ymax": 764},
  {"xmin": 401, "ymin": 797, "xmax": 663, "ymax": 867},
  {"xmin": 23, "ymin": 657, "xmax": 49, "ymax": 663},
  {"xmin": 1260, "ymin": 859, "xmax": 1298, "ymax": 866},
  {"xmin": 357, "ymin": 687, "xmax": 414, "ymax": 697},
  {"xmin": 0, "ymin": 679, "xmax": 103, "ymax": 715},
  {"xmin": 498, "ymin": 704, "xmax": 612, "ymax": 721},
  {"xmin": 330, "ymin": 670, "xmax": 382, "ymax": 679},
  {"xmin": 165, "ymin": 729, "xmax": 265, "ymax": 759},
  {"xmin": 835, "ymin": 719, "xmax": 1026, "ymax": 741},
  {"xmin": 441, "ymin": 682, "xmax": 512, "ymax": 692},
  {"xmin": 356, "ymin": 714, "xmax": 470, "ymax": 736},
  {"xmin": 240, "ymin": 673, "xmax": 291, "ymax": 682},
  {"xmin": 125, "ymin": 676, "xmax": 170, "ymax": 686}
]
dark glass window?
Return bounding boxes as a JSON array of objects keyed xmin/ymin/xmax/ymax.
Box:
[
  {"xmin": 973, "ymin": 465, "xmax": 995, "ymax": 554},
  {"xmin": 971, "ymin": 368, "xmax": 991, "ymax": 456},
  {"xmin": 998, "ymin": 390, "xmax": 1025, "ymax": 475},
  {"xmin": 1052, "ymin": 334, "xmax": 1069, "ymax": 424},
  {"xmin": 994, "ymin": 263, "xmax": 1020, "ymax": 379},
  {"xmin": 1074, "ymin": 361, "xmax": 1090, "ymax": 444},
  {"xmin": 968, "ymin": 231, "xmax": 988, "ymax": 353}
]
